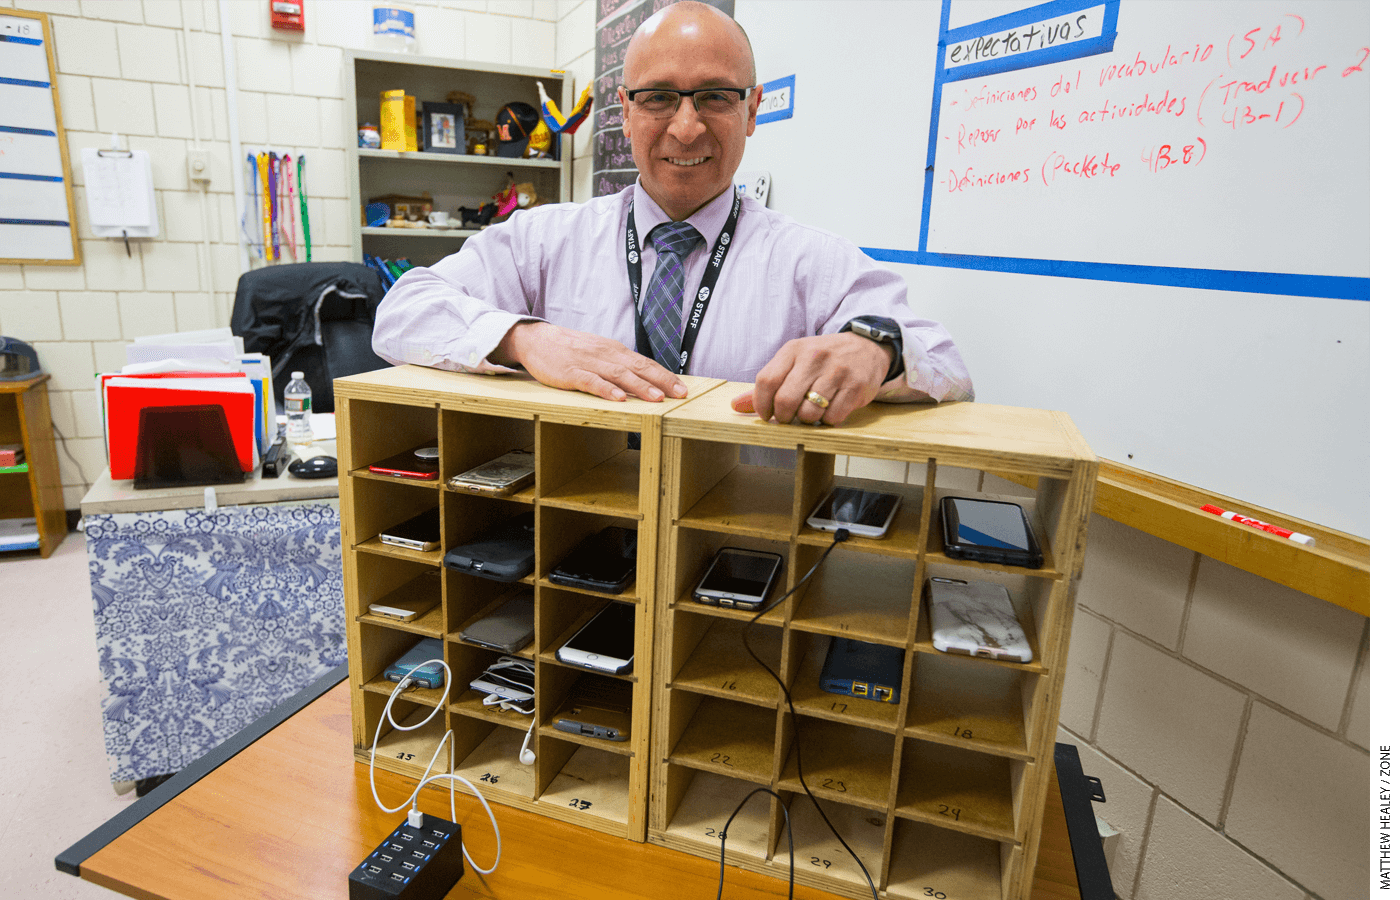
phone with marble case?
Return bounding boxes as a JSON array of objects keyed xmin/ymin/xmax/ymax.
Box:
[{"xmin": 927, "ymin": 577, "xmax": 1032, "ymax": 663}]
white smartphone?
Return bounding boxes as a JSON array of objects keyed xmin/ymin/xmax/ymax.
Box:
[
  {"xmin": 367, "ymin": 573, "xmax": 439, "ymax": 622},
  {"xmin": 692, "ymin": 547, "xmax": 784, "ymax": 610},
  {"xmin": 806, "ymin": 486, "xmax": 901, "ymax": 539},
  {"xmin": 926, "ymin": 577, "xmax": 1033, "ymax": 663},
  {"xmin": 555, "ymin": 602, "xmax": 635, "ymax": 675}
]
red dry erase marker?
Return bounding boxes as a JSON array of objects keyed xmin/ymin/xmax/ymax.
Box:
[{"xmin": 1200, "ymin": 505, "xmax": 1315, "ymax": 547}]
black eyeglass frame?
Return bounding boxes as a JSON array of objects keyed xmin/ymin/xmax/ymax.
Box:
[{"xmin": 623, "ymin": 86, "xmax": 755, "ymax": 110}]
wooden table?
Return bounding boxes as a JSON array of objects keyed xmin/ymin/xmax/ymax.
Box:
[{"xmin": 58, "ymin": 669, "xmax": 1104, "ymax": 899}]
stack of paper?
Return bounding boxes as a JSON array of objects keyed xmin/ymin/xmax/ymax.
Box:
[
  {"xmin": 97, "ymin": 328, "xmax": 274, "ymax": 482},
  {"xmin": 0, "ymin": 517, "xmax": 40, "ymax": 551}
]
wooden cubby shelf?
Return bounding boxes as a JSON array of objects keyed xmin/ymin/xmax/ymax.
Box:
[
  {"xmin": 649, "ymin": 381, "xmax": 1095, "ymax": 900},
  {"xmin": 337, "ymin": 366, "xmax": 723, "ymax": 842},
  {"xmin": 336, "ymin": 368, "xmax": 1094, "ymax": 892}
]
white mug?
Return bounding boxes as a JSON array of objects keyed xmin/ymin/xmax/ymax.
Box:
[{"xmin": 427, "ymin": 210, "xmax": 449, "ymax": 226}]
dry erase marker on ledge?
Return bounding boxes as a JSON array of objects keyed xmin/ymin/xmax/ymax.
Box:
[{"xmin": 1200, "ymin": 505, "xmax": 1316, "ymax": 547}]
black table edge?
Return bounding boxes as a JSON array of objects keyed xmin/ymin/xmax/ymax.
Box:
[
  {"xmin": 55, "ymin": 663, "xmax": 350, "ymax": 877},
  {"xmin": 1054, "ymin": 741, "xmax": 1117, "ymax": 900}
]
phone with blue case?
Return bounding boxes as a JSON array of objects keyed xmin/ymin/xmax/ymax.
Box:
[{"xmin": 384, "ymin": 637, "xmax": 446, "ymax": 689}]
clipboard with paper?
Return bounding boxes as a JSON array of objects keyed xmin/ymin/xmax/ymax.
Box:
[{"xmin": 80, "ymin": 143, "xmax": 160, "ymax": 248}]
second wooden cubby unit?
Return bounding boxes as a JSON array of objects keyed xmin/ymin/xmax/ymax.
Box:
[
  {"xmin": 335, "ymin": 366, "xmax": 721, "ymax": 841},
  {"xmin": 648, "ymin": 382, "xmax": 1097, "ymax": 900}
]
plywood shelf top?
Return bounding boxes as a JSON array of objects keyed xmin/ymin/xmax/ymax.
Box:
[
  {"xmin": 669, "ymin": 695, "xmax": 776, "ymax": 784},
  {"xmin": 539, "ymin": 448, "xmax": 642, "ymax": 517},
  {"xmin": 895, "ymin": 741, "xmax": 1017, "ymax": 843},
  {"xmin": 905, "ymin": 656, "xmax": 1031, "ymax": 761},
  {"xmin": 672, "ymin": 617, "xmax": 783, "ymax": 707},
  {"xmin": 790, "ymin": 553, "xmax": 916, "ymax": 645},
  {"xmin": 661, "ymin": 382, "xmax": 1095, "ymax": 478},
  {"xmin": 676, "ymin": 464, "xmax": 795, "ymax": 535},
  {"xmin": 336, "ymin": 366, "xmax": 725, "ymax": 431},
  {"xmin": 777, "ymin": 719, "xmax": 895, "ymax": 811},
  {"xmin": 885, "ymin": 820, "xmax": 1006, "ymax": 900}
]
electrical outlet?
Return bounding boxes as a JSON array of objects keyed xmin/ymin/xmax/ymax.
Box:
[
  {"xmin": 187, "ymin": 149, "xmax": 212, "ymax": 184},
  {"xmin": 349, "ymin": 813, "xmax": 463, "ymax": 900}
]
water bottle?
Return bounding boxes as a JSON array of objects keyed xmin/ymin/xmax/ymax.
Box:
[{"xmin": 284, "ymin": 371, "xmax": 314, "ymax": 446}]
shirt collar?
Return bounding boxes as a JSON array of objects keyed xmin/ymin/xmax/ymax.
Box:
[{"xmin": 633, "ymin": 182, "xmax": 735, "ymax": 253}]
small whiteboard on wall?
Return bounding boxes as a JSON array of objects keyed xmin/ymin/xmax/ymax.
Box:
[{"xmin": 0, "ymin": 9, "xmax": 81, "ymax": 266}]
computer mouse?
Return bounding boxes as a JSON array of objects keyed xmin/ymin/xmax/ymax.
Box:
[{"xmin": 288, "ymin": 455, "xmax": 337, "ymax": 479}]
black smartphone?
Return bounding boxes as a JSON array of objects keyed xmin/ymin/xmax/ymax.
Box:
[
  {"xmin": 547, "ymin": 527, "xmax": 638, "ymax": 594},
  {"xmin": 939, "ymin": 496, "xmax": 1043, "ymax": 568}
]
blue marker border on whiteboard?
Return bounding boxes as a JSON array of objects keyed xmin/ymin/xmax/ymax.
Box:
[
  {"xmin": 878, "ymin": 0, "xmax": 1369, "ymax": 302},
  {"xmin": 756, "ymin": 74, "xmax": 795, "ymax": 125}
]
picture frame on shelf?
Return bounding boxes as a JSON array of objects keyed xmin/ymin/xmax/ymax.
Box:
[{"xmin": 421, "ymin": 101, "xmax": 466, "ymax": 155}]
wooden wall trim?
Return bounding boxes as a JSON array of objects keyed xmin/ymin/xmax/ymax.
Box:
[{"xmin": 996, "ymin": 461, "xmax": 1369, "ymax": 616}]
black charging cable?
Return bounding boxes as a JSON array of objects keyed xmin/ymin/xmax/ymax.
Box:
[
  {"xmin": 714, "ymin": 527, "xmax": 880, "ymax": 900},
  {"xmin": 715, "ymin": 787, "xmax": 794, "ymax": 900}
]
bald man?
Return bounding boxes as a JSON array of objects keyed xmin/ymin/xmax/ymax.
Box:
[{"xmin": 372, "ymin": 2, "xmax": 973, "ymax": 425}]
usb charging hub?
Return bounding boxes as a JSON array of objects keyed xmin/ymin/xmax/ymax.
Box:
[{"xmin": 350, "ymin": 812, "xmax": 463, "ymax": 900}]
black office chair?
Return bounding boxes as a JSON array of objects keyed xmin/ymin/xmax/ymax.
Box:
[{"xmin": 230, "ymin": 262, "xmax": 392, "ymax": 414}]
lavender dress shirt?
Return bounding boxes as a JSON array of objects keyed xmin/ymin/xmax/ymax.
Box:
[{"xmin": 371, "ymin": 184, "xmax": 974, "ymax": 403}]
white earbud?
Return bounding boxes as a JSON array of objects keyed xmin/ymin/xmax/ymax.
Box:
[{"xmin": 519, "ymin": 719, "xmax": 536, "ymax": 765}]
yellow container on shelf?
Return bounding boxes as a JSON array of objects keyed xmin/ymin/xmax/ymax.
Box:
[{"xmin": 379, "ymin": 90, "xmax": 417, "ymax": 151}]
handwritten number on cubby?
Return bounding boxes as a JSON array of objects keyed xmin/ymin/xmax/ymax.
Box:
[
  {"xmin": 569, "ymin": 798, "xmax": 593, "ymax": 810},
  {"xmin": 810, "ymin": 857, "xmax": 833, "ymax": 869},
  {"xmin": 704, "ymin": 827, "xmax": 727, "ymax": 839},
  {"xmin": 831, "ymin": 702, "xmax": 847, "ymax": 713},
  {"xmin": 710, "ymin": 752, "xmax": 734, "ymax": 767},
  {"xmin": 396, "ymin": 752, "xmax": 415, "ymax": 761},
  {"xmin": 923, "ymin": 890, "xmax": 948, "ymax": 898},
  {"xmin": 480, "ymin": 773, "xmax": 499, "ymax": 784},
  {"xmin": 821, "ymin": 778, "xmax": 847, "ymax": 793},
  {"xmin": 721, "ymin": 680, "xmax": 739, "ymax": 691},
  {"xmin": 937, "ymin": 804, "xmax": 962, "ymax": 821},
  {"xmin": 951, "ymin": 725, "xmax": 974, "ymax": 739}
]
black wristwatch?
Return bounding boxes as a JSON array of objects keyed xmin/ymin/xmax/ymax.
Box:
[{"xmin": 840, "ymin": 315, "xmax": 905, "ymax": 383}]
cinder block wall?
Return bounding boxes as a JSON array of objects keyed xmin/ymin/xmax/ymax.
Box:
[
  {"xmin": 2, "ymin": 2, "xmax": 1366, "ymax": 898},
  {"xmin": 0, "ymin": 0, "xmax": 569, "ymax": 509}
]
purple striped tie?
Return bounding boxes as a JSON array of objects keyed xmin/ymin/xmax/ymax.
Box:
[{"xmin": 641, "ymin": 221, "xmax": 703, "ymax": 372}]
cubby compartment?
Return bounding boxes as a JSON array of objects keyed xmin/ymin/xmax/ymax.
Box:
[
  {"xmin": 538, "ymin": 662, "xmax": 637, "ymax": 755},
  {"xmin": 656, "ymin": 769, "xmax": 775, "ymax": 861},
  {"xmin": 885, "ymin": 818, "xmax": 1012, "ymax": 900},
  {"xmin": 669, "ymin": 611, "xmax": 783, "ymax": 708},
  {"xmin": 914, "ymin": 562, "xmax": 1056, "ymax": 676},
  {"xmin": 895, "ymin": 738, "xmax": 1024, "ymax": 843},
  {"xmin": 364, "ymin": 691, "xmax": 451, "ymax": 776},
  {"xmin": 665, "ymin": 692, "xmax": 777, "ymax": 785},
  {"xmin": 668, "ymin": 527, "xmax": 790, "ymax": 613},
  {"xmin": 537, "ymin": 423, "xmax": 640, "ymax": 518},
  {"xmin": 788, "ymin": 550, "xmax": 918, "ymax": 646},
  {"xmin": 445, "ymin": 578, "xmax": 532, "ymax": 647},
  {"xmin": 450, "ymin": 717, "xmax": 538, "ymax": 803},
  {"xmin": 440, "ymin": 488, "xmax": 533, "ymax": 560},
  {"xmin": 343, "ymin": 398, "xmax": 439, "ymax": 478},
  {"xmin": 537, "ymin": 741, "xmax": 634, "ymax": 830},
  {"xmin": 785, "ymin": 632, "xmax": 903, "ymax": 732},
  {"xmin": 905, "ymin": 651, "xmax": 1036, "ymax": 760},
  {"xmin": 775, "ymin": 793, "xmax": 887, "ymax": 893},
  {"xmin": 671, "ymin": 440, "xmax": 797, "ymax": 536},
  {"xmin": 536, "ymin": 508, "xmax": 641, "ymax": 601},
  {"xmin": 925, "ymin": 487, "xmax": 1064, "ymax": 578},
  {"xmin": 348, "ymin": 476, "xmax": 440, "ymax": 560},
  {"xmin": 795, "ymin": 473, "xmax": 929, "ymax": 560},
  {"xmin": 352, "ymin": 553, "xmax": 443, "ymax": 636},
  {"xmin": 439, "ymin": 408, "xmax": 536, "ymax": 504},
  {"xmin": 776, "ymin": 717, "xmax": 895, "ymax": 811}
]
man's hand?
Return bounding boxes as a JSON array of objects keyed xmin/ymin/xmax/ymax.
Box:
[
  {"xmin": 730, "ymin": 332, "xmax": 893, "ymax": 426},
  {"xmin": 496, "ymin": 321, "xmax": 687, "ymax": 402}
]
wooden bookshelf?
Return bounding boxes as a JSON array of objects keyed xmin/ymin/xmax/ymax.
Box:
[
  {"xmin": 0, "ymin": 374, "xmax": 64, "ymax": 557},
  {"xmin": 648, "ymin": 382, "xmax": 1097, "ymax": 900},
  {"xmin": 334, "ymin": 366, "xmax": 721, "ymax": 842}
]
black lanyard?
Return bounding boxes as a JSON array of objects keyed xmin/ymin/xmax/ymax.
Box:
[{"xmin": 625, "ymin": 189, "xmax": 741, "ymax": 375}]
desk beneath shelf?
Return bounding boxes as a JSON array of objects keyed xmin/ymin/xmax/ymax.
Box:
[{"xmin": 58, "ymin": 672, "xmax": 1099, "ymax": 900}]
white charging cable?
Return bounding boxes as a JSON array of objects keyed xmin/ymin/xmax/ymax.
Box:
[{"xmin": 368, "ymin": 658, "xmax": 503, "ymax": 875}]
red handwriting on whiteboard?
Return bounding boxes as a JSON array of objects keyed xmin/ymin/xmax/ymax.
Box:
[
  {"xmin": 1041, "ymin": 151, "xmax": 1120, "ymax": 186},
  {"xmin": 946, "ymin": 167, "xmax": 1032, "ymax": 192},
  {"xmin": 1221, "ymin": 95, "xmax": 1304, "ymax": 130},
  {"xmin": 1142, "ymin": 139, "xmax": 1207, "ymax": 174},
  {"xmin": 956, "ymin": 124, "xmax": 1001, "ymax": 153},
  {"xmin": 1226, "ymin": 15, "xmax": 1305, "ymax": 68},
  {"xmin": 1342, "ymin": 48, "xmax": 1369, "ymax": 77},
  {"xmin": 1099, "ymin": 44, "xmax": 1216, "ymax": 87},
  {"xmin": 1079, "ymin": 90, "xmax": 1187, "ymax": 125}
]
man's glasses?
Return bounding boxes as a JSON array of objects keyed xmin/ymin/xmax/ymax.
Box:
[{"xmin": 624, "ymin": 87, "xmax": 754, "ymax": 119}]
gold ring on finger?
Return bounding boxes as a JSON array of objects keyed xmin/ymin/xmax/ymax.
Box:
[{"xmin": 806, "ymin": 390, "xmax": 830, "ymax": 409}]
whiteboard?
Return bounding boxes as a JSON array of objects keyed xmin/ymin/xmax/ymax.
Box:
[
  {"xmin": 0, "ymin": 10, "xmax": 80, "ymax": 265},
  {"xmin": 735, "ymin": 0, "xmax": 1369, "ymax": 536}
]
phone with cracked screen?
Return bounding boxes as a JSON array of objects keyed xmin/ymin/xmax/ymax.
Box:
[{"xmin": 449, "ymin": 449, "xmax": 535, "ymax": 496}]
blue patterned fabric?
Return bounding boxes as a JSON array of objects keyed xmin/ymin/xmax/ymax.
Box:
[
  {"xmin": 640, "ymin": 221, "xmax": 703, "ymax": 372},
  {"xmin": 84, "ymin": 501, "xmax": 345, "ymax": 783}
]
